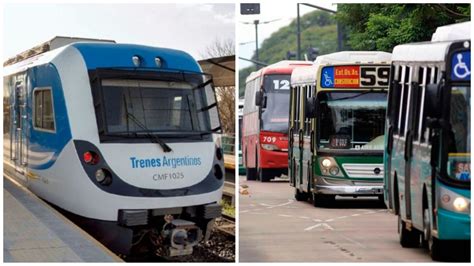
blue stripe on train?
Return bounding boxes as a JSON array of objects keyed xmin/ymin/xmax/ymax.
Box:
[{"xmin": 28, "ymin": 63, "xmax": 72, "ymax": 169}]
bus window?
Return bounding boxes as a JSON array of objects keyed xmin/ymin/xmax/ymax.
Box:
[
  {"xmin": 318, "ymin": 92, "xmax": 387, "ymax": 150},
  {"xmin": 261, "ymin": 74, "xmax": 291, "ymax": 133}
]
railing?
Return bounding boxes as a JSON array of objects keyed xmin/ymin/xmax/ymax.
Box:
[{"xmin": 222, "ymin": 134, "xmax": 236, "ymax": 155}]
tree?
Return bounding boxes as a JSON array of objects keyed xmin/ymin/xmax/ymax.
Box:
[
  {"xmin": 201, "ymin": 38, "xmax": 235, "ymax": 134},
  {"xmin": 336, "ymin": 4, "xmax": 471, "ymax": 52}
]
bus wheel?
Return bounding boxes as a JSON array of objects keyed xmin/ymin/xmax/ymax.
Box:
[
  {"xmin": 398, "ymin": 215, "xmax": 420, "ymax": 248},
  {"xmin": 295, "ymin": 188, "xmax": 308, "ymax": 201},
  {"xmin": 246, "ymin": 168, "xmax": 257, "ymax": 180},
  {"xmin": 423, "ymin": 208, "xmax": 446, "ymax": 261},
  {"xmin": 312, "ymin": 194, "xmax": 334, "ymax": 207},
  {"xmin": 258, "ymin": 169, "xmax": 272, "ymax": 182}
]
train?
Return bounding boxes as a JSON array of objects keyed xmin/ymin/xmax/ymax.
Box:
[{"xmin": 3, "ymin": 37, "xmax": 225, "ymax": 257}]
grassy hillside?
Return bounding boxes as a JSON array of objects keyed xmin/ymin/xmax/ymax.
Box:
[{"xmin": 239, "ymin": 10, "xmax": 338, "ymax": 96}]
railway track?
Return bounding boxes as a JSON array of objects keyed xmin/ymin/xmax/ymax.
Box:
[{"xmin": 216, "ymin": 214, "xmax": 235, "ymax": 237}]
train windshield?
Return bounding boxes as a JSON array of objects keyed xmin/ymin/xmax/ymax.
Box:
[
  {"xmin": 317, "ymin": 91, "xmax": 387, "ymax": 151},
  {"xmin": 261, "ymin": 74, "xmax": 290, "ymax": 133},
  {"xmin": 93, "ymin": 71, "xmax": 220, "ymax": 140},
  {"xmin": 447, "ymin": 86, "xmax": 471, "ymax": 183}
]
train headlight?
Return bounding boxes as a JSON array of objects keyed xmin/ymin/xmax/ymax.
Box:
[
  {"xmin": 438, "ymin": 185, "xmax": 470, "ymax": 214},
  {"xmin": 329, "ymin": 166, "xmax": 339, "ymax": 176},
  {"xmin": 95, "ymin": 169, "xmax": 112, "ymax": 185},
  {"xmin": 322, "ymin": 158, "xmax": 332, "ymax": 168},
  {"xmin": 95, "ymin": 169, "xmax": 106, "ymax": 182},
  {"xmin": 132, "ymin": 55, "xmax": 141, "ymax": 67}
]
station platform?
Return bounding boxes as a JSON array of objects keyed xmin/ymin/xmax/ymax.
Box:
[{"xmin": 3, "ymin": 176, "xmax": 122, "ymax": 262}]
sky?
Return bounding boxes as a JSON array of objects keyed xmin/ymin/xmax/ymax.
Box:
[
  {"xmin": 3, "ymin": 3, "xmax": 235, "ymax": 60},
  {"xmin": 238, "ymin": 2, "xmax": 337, "ymax": 69}
]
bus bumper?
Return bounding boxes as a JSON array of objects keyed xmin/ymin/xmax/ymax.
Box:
[
  {"xmin": 313, "ymin": 176, "xmax": 383, "ymax": 195},
  {"xmin": 437, "ymin": 208, "xmax": 471, "ymax": 240},
  {"xmin": 259, "ymin": 149, "xmax": 288, "ymax": 169}
]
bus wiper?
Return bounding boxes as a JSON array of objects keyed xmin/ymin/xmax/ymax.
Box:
[
  {"xmin": 326, "ymin": 89, "xmax": 375, "ymax": 102},
  {"xmin": 123, "ymin": 96, "xmax": 172, "ymax": 153}
]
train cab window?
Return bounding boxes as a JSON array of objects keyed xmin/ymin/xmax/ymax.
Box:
[{"xmin": 33, "ymin": 88, "xmax": 55, "ymax": 131}]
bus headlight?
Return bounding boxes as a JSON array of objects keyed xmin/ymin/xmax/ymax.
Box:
[
  {"xmin": 322, "ymin": 158, "xmax": 332, "ymax": 168},
  {"xmin": 329, "ymin": 166, "xmax": 339, "ymax": 176},
  {"xmin": 262, "ymin": 144, "xmax": 278, "ymax": 151},
  {"xmin": 453, "ymin": 197, "xmax": 469, "ymax": 212},
  {"xmin": 438, "ymin": 185, "xmax": 470, "ymax": 214}
]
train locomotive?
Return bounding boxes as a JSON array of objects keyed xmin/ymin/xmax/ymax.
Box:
[{"xmin": 3, "ymin": 37, "xmax": 225, "ymax": 256}]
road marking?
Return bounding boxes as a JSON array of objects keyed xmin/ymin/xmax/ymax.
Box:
[
  {"xmin": 298, "ymin": 216, "xmax": 310, "ymax": 219},
  {"xmin": 278, "ymin": 214, "xmax": 292, "ymax": 218},
  {"xmin": 240, "ymin": 210, "xmax": 250, "ymax": 213},
  {"xmin": 326, "ymin": 219, "xmax": 334, "ymax": 222},
  {"xmin": 337, "ymin": 216, "xmax": 348, "ymax": 219},
  {"xmin": 259, "ymin": 199, "xmax": 295, "ymax": 209},
  {"xmin": 304, "ymin": 222, "xmax": 334, "ymax": 231},
  {"xmin": 351, "ymin": 214, "xmax": 361, "ymax": 217}
]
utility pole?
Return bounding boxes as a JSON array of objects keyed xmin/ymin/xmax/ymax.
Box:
[
  {"xmin": 297, "ymin": 4, "xmax": 301, "ymax": 60},
  {"xmin": 254, "ymin": 20, "xmax": 259, "ymax": 64}
]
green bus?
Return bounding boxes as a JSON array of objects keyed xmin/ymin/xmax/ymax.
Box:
[
  {"xmin": 289, "ymin": 51, "xmax": 391, "ymax": 206},
  {"xmin": 384, "ymin": 22, "xmax": 470, "ymax": 260}
]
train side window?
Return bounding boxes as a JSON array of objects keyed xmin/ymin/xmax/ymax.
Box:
[
  {"xmin": 33, "ymin": 88, "xmax": 55, "ymax": 132},
  {"xmin": 411, "ymin": 66, "xmax": 423, "ymax": 140}
]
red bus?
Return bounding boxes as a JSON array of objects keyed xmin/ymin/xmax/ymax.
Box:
[{"xmin": 242, "ymin": 61, "xmax": 313, "ymax": 182}]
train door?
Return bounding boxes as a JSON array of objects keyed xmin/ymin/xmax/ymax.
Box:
[
  {"xmin": 301, "ymin": 85, "xmax": 313, "ymax": 193},
  {"xmin": 12, "ymin": 76, "xmax": 29, "ymax": 176},
  {"xmin": 295, "ymin": 86, "xmax": 305, "ymax": 188}
]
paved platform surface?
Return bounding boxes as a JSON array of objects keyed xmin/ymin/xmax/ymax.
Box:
[{"xmin": 3, "ymin": 176, "xmax": 122, "ymax": 262}]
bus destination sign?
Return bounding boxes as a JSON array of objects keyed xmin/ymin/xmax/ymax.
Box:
[{"xmin": 321, "ymin": 65, "xmax": 390, "ymax": 88}]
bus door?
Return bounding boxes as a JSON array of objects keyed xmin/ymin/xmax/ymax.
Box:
[
  {"xmin": 301, "ymin": 85, "xmax": 313, "ymax": 192},
  {"xmin": 403, "ymin": 67, "xmax": 418, "ymax": 219},
  {"xmin": 12, "ymin": 78, "xmax": 28, "ymax": 176},
  {"xmin": 296, "ymin": 86, "xmax": 306, "ymax": 188}
]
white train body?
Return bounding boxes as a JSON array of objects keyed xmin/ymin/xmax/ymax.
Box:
[{"xmin": 3, "ymin": 40, "xmax": 225, "ymax": 256}]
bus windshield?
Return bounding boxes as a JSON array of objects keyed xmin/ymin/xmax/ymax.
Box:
[
  {"xmin": 317, "ymin": 91, "xmax": 387, "ymax": 151},
  {"xmin": 447, "ymin": 86, "xmax": 471, "ymax": 182},
  {"xmin": 98, "ymin": 75, "xmax": 216, "ymax": 136},
  {"xmin": 261, "ymin": 74, "xmax": 290, "ymax": 133}
]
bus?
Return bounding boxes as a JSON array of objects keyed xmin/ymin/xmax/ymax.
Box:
[
  {"xmin": 289, "ymin": 51, "xmax": 391, "ymax": 206},
  {"xmin": 238, "ymin": 98, "xmax": 246, "ymax": 175},
  {"xmin": 242, "ymin": 61, "xmax": 312, "ymax": 182},
  {"xmin": 384, "ymin": 21, "xmax": 470, "ymax": 260}
]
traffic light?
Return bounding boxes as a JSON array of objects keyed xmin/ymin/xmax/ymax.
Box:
[
  {"xmin": 307, "ymin": 47, "xmax": 319, "ymax": 61},
  {"xmin": 286, "ymin": 51, "xmax": 296, "ymax": 60},
  {"xmin": 240, "ymin": 4, "xmax": 260, "ymax": 15}
]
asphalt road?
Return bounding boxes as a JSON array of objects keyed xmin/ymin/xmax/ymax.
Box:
[{"xmin": 239, "ymin": 175, "xmax": 435, "ymax": 262}]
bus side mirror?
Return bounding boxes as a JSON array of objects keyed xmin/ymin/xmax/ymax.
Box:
[
  {"xmin": 305, "ymin": 96, "xmax": 317, "ymax": 118},
  {"xmin": 255, "ymin": 90, "xmax": 263, "ymax": 107}
]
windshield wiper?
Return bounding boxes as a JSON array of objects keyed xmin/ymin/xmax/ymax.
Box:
[
  {"xmin": 325, "ymin": 89, "xmax": 375, "ymax": 102},
  {"xmin": 123, "ymin": 96, "xmax": 172, "ymax": 153}
]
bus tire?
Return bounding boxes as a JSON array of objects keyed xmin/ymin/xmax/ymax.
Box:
[
  {"xmin": 423, "ymin": 208, "xmax": 447, "ymax": 261},
  {"xmin": 258, "ymin": 168, "xmax": 272, "ymax": 182},
  {"xmin": 398, "ymin": 215, "xmax": 420, "ymax": 248},
  {"xmin": 295, "ymin": 188, "xmax": 308, "ymax": 201},
  {"xmin": 246, "ymin": 168, "xmax": 257, "ymax": 180},
  {"xmin": 312, "ymin": 193, "xmax": 334, "ymax": 207}
]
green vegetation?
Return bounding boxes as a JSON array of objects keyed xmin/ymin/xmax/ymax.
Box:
[
  {"xmin": 337, "ymin": 4, "xmax": 470, "ymax": 52},
  {"xmin": 239, "ymin": 4, "xmax": 470, "ymax": 96},
  {"xmin": 221, "ymin": 199, "xmax": 235, "ymax": 218},
  {"xmin": 239, "ymin": 10, "xmax": 338, "ymax": 96}
]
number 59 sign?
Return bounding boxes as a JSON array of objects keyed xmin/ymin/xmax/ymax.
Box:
[{"xmin": 321, "ymin": 65, "xmax": 390, "ymax": 88}]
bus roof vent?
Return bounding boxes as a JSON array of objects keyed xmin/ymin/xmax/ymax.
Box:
[{"xmin": 4, "ymin": 36, "xmax": 116, "ymax": 67}]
